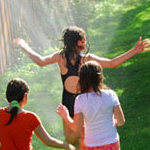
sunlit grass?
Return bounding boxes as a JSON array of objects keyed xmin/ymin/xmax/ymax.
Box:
[{"xmin": 0, "ymin": 0, "xmax": 150, "ymax": 150}]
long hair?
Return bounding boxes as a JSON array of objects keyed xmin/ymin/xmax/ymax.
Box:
[
  {"xmin": 60, "ymin": 26, "xmax": 89, "ymax": 58},
  {"xmin": 5, "ymin": 78, "xmax": 29, "ymax": 125},
  {"xmin": 79, "ymin": 61, "xmax": 108, "ymax": 94}
]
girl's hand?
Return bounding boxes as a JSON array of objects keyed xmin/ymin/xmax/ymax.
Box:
[
  {"xmin": 134, "ymin": 37, "xmax": 150, "ymax": 53},
  {"xmin": 13, "ymin": 38, "xmax": 29, "ymax": 48},
  {"xmin": 56, "ymin": 103, "xmax": 70, "ymax": 120}
]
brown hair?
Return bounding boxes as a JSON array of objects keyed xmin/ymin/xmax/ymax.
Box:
[
  {"xmin": 79, "ymin": 61, "xmax": 108, "ymax": 94},
  {"xmin": 60, "ymin": 26, "xmax": 89, "ymax": 56},
  {"xmin": 5, "ymin": 78, "xmax": 29, "ymax": 125}
]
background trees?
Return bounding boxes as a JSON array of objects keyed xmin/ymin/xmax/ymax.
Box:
[{"xmin": 0, "ymin": 0, "xmax": 150, "ymax": 149}]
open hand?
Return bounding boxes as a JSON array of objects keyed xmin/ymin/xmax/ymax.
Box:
[
  {"xmin": 13, "ymin": 38, "xmax": 28, "ymax": 48},
  {"xmin": 134, "ymin": 37, "xmax": 150, "ymax": 53},
  {"xmin": 56, "ymin": 103, "xmax": 70, "ymax": 120}
]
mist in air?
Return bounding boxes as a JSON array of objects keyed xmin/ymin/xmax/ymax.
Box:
[
  {"xmin": 0, "ymin": 0, "xmax": 97, "ymax": 138},
  {"xmin": 0, "ymin": 0, "xmax": 144, "ymax": 143}
]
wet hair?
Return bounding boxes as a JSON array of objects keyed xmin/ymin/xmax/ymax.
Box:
[
  {"xmin": 5, "ymin": 78, "xmax": 29, "ymax": 125},
  {"xmin": 60, "ymin": 26, "xmax": 89, "ymax": 56},
  {"xmin": 79, "ymin": 61, "xmax": 108, "ymax": 94}
]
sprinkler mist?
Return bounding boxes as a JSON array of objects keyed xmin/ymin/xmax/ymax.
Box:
[{"xmin": 0, "ymin": 0, "xmax": 94, "ymax": 142}]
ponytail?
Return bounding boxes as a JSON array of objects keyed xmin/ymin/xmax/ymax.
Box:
[
  {"xmin": 5, "ymin": 100, "xmax": 20, "ymax": 126},
  {"xmin": 5, "ymin": 78, "xmax": 29, "ymax": 126}
]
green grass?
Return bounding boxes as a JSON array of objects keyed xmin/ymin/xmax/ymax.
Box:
[
  {"xmin": 103, "ymin": 52, "xmax": 150, "ymax": 149},
  {"xmin": 0, "ymin": 0, "xmax": 150, "ymax": 150}
]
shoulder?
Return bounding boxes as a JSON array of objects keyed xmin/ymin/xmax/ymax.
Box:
[
  {"xmin": 76, "ymin": 93, "xmax": 87, "ymax": 100},
  {"xmin": 0, "ymin": 107, "xmax": 4, "ymax": 111},
  {"xmin": 46, "ymin": 51, "xmax": 63, "ymax": 64},
  {"xmin": 54, "ymin": 51, "xmax": 65, "ymax": 62},
  {"xmin": 75, "ymin": 93, "xmax": 85, "ymax": 104},
  {"xmin": 75, "ymin": 93, "xmax": 90, "ymax": 105},
  {"xmin": 101, "ymin": 89, "xmax": 119, "ymax": 104},
  {"xmin": 85, "ymin": 53, "xmax": 97, "ymax": 59},
  {"xmin": 52, "ymin": 51, "xmax": 61, "ymax": 58},
  {"xmin": 101, "ymin": 89, "xmax": 117, "ymax": 97},
  {"xmin": 83, "ymin": 53, "xmax": 92, "ymax": 61},
  {"xmin": 82, "ymin": 53, "xmax": 102, "ymax": 62},
  {"xmin": 22, "ymin": 110, "xmax": 39, "ymax": 118},
  {"xmin": 0, "ymin": 107, "xmax": 5, "ymax": 114},
  {"xmin": 47, "ymin": 51, "xmax": 61, "ymax": 58},
  {"xmin": 23, "ymin": 110, "xmax": 41, "ymax": 123},
  {"xmin": 22, "ymin": 110, "xmax": 41, "ymax": 128}
]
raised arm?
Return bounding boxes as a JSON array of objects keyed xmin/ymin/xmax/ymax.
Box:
[
  {"xmin": 13, "ymin": 38, "xmax": 61, "ymax": 67},
  {"xmin": 34, "ymin": 124, "xmax": 76, "ymax": 150},
  {"xmin": 88, "ymin": 37, "xmax": 150, "ymax": 68},
  {"xmin": 113, "ymin": 105, "xmax": 125, "ymax": 127}
]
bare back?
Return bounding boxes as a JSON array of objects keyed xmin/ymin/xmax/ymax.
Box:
[{"xmin": 57, "ymin": 52, "xmax": 90, "ymax": 94}]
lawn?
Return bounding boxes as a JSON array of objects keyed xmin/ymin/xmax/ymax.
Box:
[{"xmin": 0, "ymin": 0, "xmax": 150, "ymax": 150}]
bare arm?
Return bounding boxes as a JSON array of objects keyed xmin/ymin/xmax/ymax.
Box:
[
  {"xmin": 13, "ymin": 38, "xmax": 61, "ymax": 66},
  {"xmin": 64, "ymin": 114, "xmax": 83, "ymax": 144},
  {"xmin": 113, "ymin": 105, "xmax": 125, "ymax": 126},
  {"xmin": 56, "ymin": 104, "xmax": 83, "ymax": 142},
  {"xmin": 89, "ymin": 37, "xmax": 150, "ymax": 68},
  {"xmin": 34, "ymin": 124, "xmax": 75, "ymax": 150}
]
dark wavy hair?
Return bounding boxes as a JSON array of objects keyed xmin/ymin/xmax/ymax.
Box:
[
  {"xmin": 5, "ymin": 78, "xmax": 29, "ymax": 125},
  {"xmin": 60, "ymin": 26, "xmax": 89, "ymax": 56},
  {"xmin": 79, "ymin": 61, "xmax": 108, "ymax": 94}
]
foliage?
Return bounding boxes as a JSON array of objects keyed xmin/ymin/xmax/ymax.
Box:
[
  {"xmin": 0, "ymin": 59, "xmax": 64, "ymax": 150},
  {"xmin": 0, "ymin": 0, "xmax": 150, "ymax": 150},
  {"xmin": 89, "ymin": 1, "xmax": 150, "ymax": 149}
]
